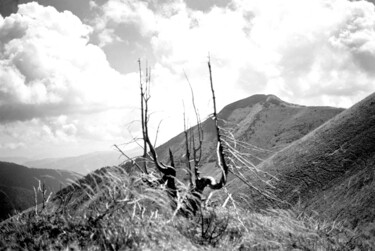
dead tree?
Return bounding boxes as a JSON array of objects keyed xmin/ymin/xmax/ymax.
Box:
[
  {"xmin": 138, "ymin": 59, "xmax": 149, "ymax": 174},
  {"xmin": 138, "ymin": 59, "xmax": 229, "ymax": 215}
]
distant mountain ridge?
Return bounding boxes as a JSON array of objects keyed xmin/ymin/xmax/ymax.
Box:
[
  {"xmin": 0, "ymin": 157, "xmax": 32, "ymax": 165},
  {"xmin": 24, "ymin": 150, "xmax": 136, "ymax": 175},
  {"xmin": 0, "ymin": 161, "xmax": 79, "ymax": 221}
]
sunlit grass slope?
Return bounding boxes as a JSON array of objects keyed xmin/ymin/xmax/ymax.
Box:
[
  {"xmin": 0, "ymin": 165, "xmax": 370, "ymax": 250},
  {"xmin": 233, "ymin": 92, "xmax": 375, "ymax": 234}
]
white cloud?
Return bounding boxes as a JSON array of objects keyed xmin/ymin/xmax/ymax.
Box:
[
  {"xmin": 81, "ymin": 0, "xmax": 375, "ymax": 147},
  {"xmin": 90, "ymin": 0, "xmax": 158, "ymax": 47},
  {"xmin": 3, "ymin": 0, "xmax": 375, "ymax": 158},
  {"xmin": 0, "ymin": 109, "xmax": 133, "ymax": 158},
  {"xmin": 0, "ymin": 142, "xmax": 26, "ymax": 150},
  {"xmin": 93, "ymin": 0, "xmax": 375, "ymax": 110},
  {"xmin": 0, "ymin": 2, "xmax": 136, "ymax": 123},
  {"xmin": 0, "ymin": 2, "xmax": 141, "ymax": 158}
]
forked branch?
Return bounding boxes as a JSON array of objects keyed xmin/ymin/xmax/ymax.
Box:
[
  {"xmin": 196, "ymin": 59, "xmax": 229, "ymax": 190},
  {"xmin": 139, "ymin": 60, "xmax": 177, "ymax": 200},
  {"xmin": 136, "ymin": 59, "xmax": 229, "ymax": 215}
]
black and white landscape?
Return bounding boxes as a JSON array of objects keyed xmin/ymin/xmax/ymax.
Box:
[{"xmin": 1, "ymin": 0, "xmax": 375, "ymax": 250}]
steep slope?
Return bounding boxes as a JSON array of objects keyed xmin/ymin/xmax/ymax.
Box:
[
  {"xmin": 4, "ymin": 94, "xmax": 374, "ymax": 250},
  {"xmin": 50, "ymin": 94, "xmax": 344, "ymax": 216},
  {"xmin": 156, "ymin": 94, "xmax": 343, "ymax": 178},
  {"xmin": 24, "ymin": 150, "xmax": 134, "ymax": 175},
  {"xmin": 232, "ymin": 92, "xmax": 375, "ymax": 230},
  {"xmin": 0, "ymin": 185, "xmax": 34, "ymax": 219},
  {"xmin": 0, "ymin": 162, "xmax": 80, "ymax": 220}
]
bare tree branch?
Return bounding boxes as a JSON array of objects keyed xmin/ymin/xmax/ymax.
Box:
[
  {"xmin": 114, "ymin": 144, "xmax": 143, "ymax": 173},
  {"xmin": 138, "ymin": 60, "xmax": 177, "ymax": 202},
  {"xmin": 139, "ymin": 59, "xmax": 148, "ymax": 174},
  {"xmin": 196, "ymin": 58, "xmax": 229, "ymax": 190},
  {"xmin": 133, "ymin": 59, "xmax": 234, "ymax": 215},
  {"xmin": 183, "ymin": 103, "xmax": 194, "ymax": 188}
]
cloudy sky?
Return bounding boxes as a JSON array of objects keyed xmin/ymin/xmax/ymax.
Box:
[{"xmin": 1, "ymin": 0, "xmax": 375, "ymax": 159}]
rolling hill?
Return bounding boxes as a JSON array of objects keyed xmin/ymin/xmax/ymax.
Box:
[
  {"xmin": 0, "ymin": 161, "xmax": 80, "ymax": 220},
  {"xmin": 231, "ymin": 92, "xmax": 375, "ymax": 231},
  {"xmin": 50, "ymin": 94, "xmax": 345, "ymax": 215},
  {"xmin": 157, "ymin": 94, "xmax": 343, "ymax": 179},
  {"xmin": 0, "ymin": 94, "xmax": 345, "ymax": 222}
]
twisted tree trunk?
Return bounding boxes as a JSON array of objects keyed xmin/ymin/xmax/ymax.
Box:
[{"xmin": 137, "ymin": 59, "xmax": 229, "ymax": 215}]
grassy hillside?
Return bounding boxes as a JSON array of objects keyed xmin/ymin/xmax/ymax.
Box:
[
  {"xmin": 156, "ymin": 94, "xmax": 343, "ymax": 179},
  {"xmin": 231, "ymin": 92, "xmax": 375, "ymax": 233},
  {"xmin": 2, "ymin": 93, "xmax": 375, "ymax": 250},
  {"xmin": 0, "ymin": 166, "xmax": 368, "ymax": 250},
  {"xmin": 0, "ymin": 162, "xmax": 80, "ymax": 220},
  {"xmin": 0, "ymin": 186, "xmax": 34, "ymax": 219}
]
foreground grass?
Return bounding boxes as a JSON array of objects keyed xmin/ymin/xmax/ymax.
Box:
[{"xmin": 0, "ymin": 166, "xmax": 372, "ymax": 250}]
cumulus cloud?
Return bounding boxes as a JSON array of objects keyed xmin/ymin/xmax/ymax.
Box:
[
  {"xmin": 93, "ymin": 0, "xmax": 375, "ymax": 109},
  {"xmin": 0, "ymin": 142, "xmax": 25, "ymax": 150},
  {"xmin": 0, "ymin": 2, "xmax": 136, "ymax": 123},
  {"xmin": 0, "ymin": 109, "xmax": 132, "ymax": 158},
  {"xmin": 3, "ymin": 0, "xmax": 375, "ymax": 158},
  {"xmin": 237, "ymin": 0, "xmax": 375, "ymax": 106},
  {"xmin": 90, "ymin": 0, "xmax": 158, "ymax": 47},
  {"xmin": 0, "ymin": 2, "xmax": 142, "ymax": 158}
]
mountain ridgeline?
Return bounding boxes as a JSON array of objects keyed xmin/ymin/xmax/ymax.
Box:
[
  {"xmin": 3, "ymin": 93, "xmax": 375, "ymax": 249},
  {"xmin": 156, "ymin": 94, "xmax": 343, "ymax": 179},
  {"xmin": 24, "ymin": 151, "xmax": 128, "ymax": 175},
  {"xmin": 0, "ymin": 162, "xmax": 79, "ymax": 220},
  {"xmin": 0, "ymin": 94, "xmax": 347, "ymax": 222},
  {"xmin": 231, "ymin": 92, "xmax": 375, "ymax": 231},
  {"xmin": 156, "ymin": 93, "xmax": 375, "ymax": 233}
]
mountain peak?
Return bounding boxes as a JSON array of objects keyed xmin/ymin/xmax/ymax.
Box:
[
  {"xmin": 231, "ymin": 91, "xmax": 375, "ymax": 229},
  {"xmin": 219, "ymin": 94, "xmax": 287, "ymax": 120},
  {"xmin": 265, "ymin": 94, "xmax": 282, "ymax": 103}
]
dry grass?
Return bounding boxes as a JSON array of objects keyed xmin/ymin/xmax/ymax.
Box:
[{"xmin": 0, "ymin": 165, "xmax": 372, "ymax": 250}]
